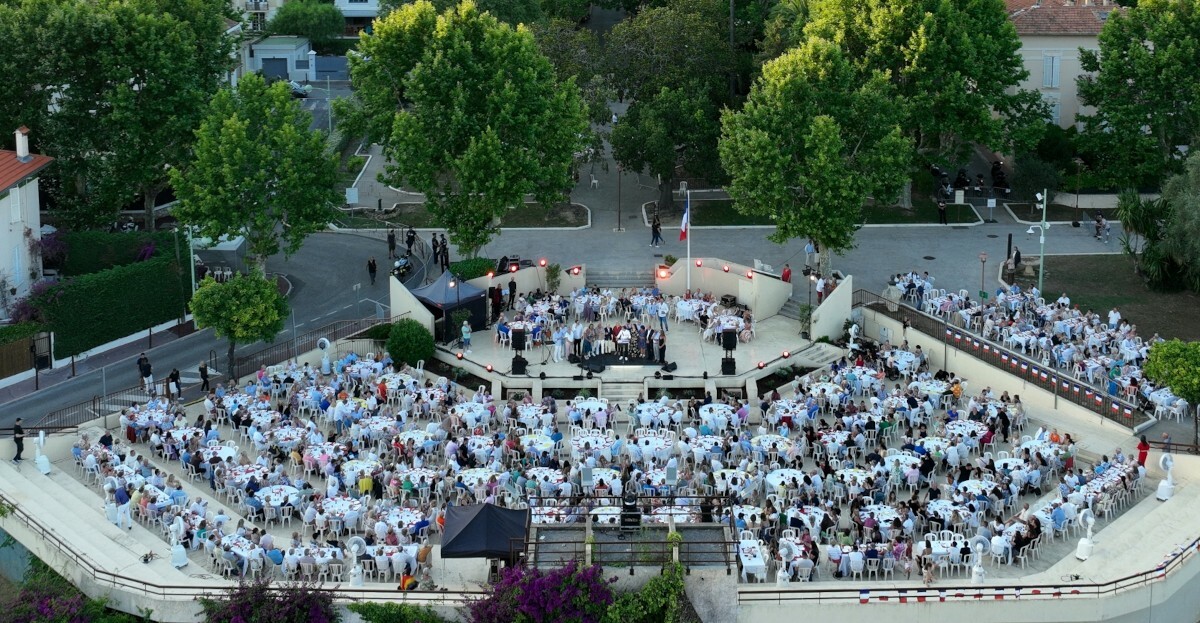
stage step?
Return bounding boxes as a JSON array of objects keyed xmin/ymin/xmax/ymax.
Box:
[
  {"xmin": 777, "ymin": 299, "xmax": 806, "ymax": 321},
  {"xmin": 584, "ymin": 270, "xmax": 656, "ymax": 289}
]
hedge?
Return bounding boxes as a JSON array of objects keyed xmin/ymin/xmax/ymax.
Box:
[
  {"xmin": 35, "ymin": 256, "xmax": 188, "ymax": 358},
  {"xmin": 59, "ymin": 230, "xmax": 178, "ymax": 276},
  {"xmin": 0, "ymin": 322, "xmax": 43, "ymax": 346},
  {"xmin": 449, "ymin": 257, "xmax": 496, "ymax": 280},
  {"xmin": 386, "ymin": 318, "xmax": 434, "ymax": 368}
]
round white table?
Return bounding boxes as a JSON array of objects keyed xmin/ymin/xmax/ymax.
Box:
[
  {"xmin": 765, "ymin": 468, "xmax": 806, "ymax": 489},
  {"xmin": 650, "ymin": 506, "xmax": 696, "ymax": 524},
  {"xmin": 525, "ymin": 467, "xmax": 564, "ymax": 485},
  {"xmin": 459, "ymin": 468, "xmax": 498, "ymax": 486},
  {"xmin": 521, "ymin": 433, "xmax": 555, "ymax": 456},
  {"xmin": 342, "ymin": 459, "xmax": 381, "ymax": 480},
  {"xmin": 259, "ymin": 484, "xmax": 299, "ymax": 507},
  {"xmin": 322, "ymin": 495, "xmax": 362, "ymax": 519},
  {"xmin": 752, "ymin": 434, "xmax": 793, "ymax": 454},
  {"xmin": 571, "ymin": 433, "xmax": 613, "ymax": 459}
]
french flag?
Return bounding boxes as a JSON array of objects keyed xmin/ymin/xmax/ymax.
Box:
[{"xmin": 679, "ymin": 196, "xmax": 690, "ymax": 241}]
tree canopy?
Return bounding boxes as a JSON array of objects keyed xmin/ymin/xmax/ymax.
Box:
[
  {"xmin": 189, "ymin": 273, "xmax": 288, "ymax": 377},
  {"xmin": 170, "ymin": 74, "xmax": 339, "ymax": 274},
  {"xmin": 268, "ymin": 0, "xmax": 346, "ymax": 53},
  {"xmin": 1119, "ymin": 152, "xmax": 1200, "ymax": 292},
  {"xmin": 604, "ymin": 5, "xmax": 733, "ymax": 103},
  {"xmin": 380, "ymin": 0, "xmax": 544, "ymax": 25},
  {"xmin": 0, "ymin": 0, "xmax": 236, "ymax": 228},
  {"xmin": 341, "ymin": 0, "xmax": 587, "ymax": 257},
  {"xmin": 1078, "ymin": 0, "xmax": 1200, "ymax": 188},
  {"xmin": 719, "ymin": 38, "xmax": 910, "ymax": 269}
]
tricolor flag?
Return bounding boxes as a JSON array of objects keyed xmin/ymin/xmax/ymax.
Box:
[
  {"xmin": 679, "ymin": 198, "xmax": 690, "ymax": 240},
  {"xmin": 1073, "ymin": 384, "xmax": 1081, "ymax": 394},
  {"xmin": 1111, "ymin": 402, "xmax": 1120, "ymax": 413},
  {"xmin": 955, "ymin": 332, "xmax": 962, "ymax": 342},
  {"xmin": 984, "ymin": 344, "xmax": 991, "ymax": 352},
  {"xmin": 1022, "ymin": 363, "xmax": 1029, "ymax": 373},
  {"xmin": 1095, "ymin": 395, "xmax": 1104, "ymax": 405},
  {"xmin": 860, "ymin": 589, "xmax": 870, "ymax": 604},
  {"xmin": 947, "ymin": 328, "xmax": 953, "ymax": 338},
  {"xmin": 1001, "ymin": 354, "xmax": 1009, "ymax": 363},
  {"xmin": 973, "ymin": 339, "xmax": 981, "ymax": 349},
  {"xmin": 1040, "ymin": 370, "xmax": 1049, "ymax": 381},
  {"xmin": 1062, "ymin": 380, "xmax": 1070, "ymax": 390},
  {"xmin": 1124, "ymin": 407, "xmax": 1133, "ymax": 418}
]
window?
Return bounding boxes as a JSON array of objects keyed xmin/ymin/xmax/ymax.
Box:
[
  {"xmin": 9, "ymin": 184, "xmax": 20, "ymax": 224},
  {"xmin": 1042, "ymin": 54, "xmax": 1061, "ymax": 89},
  {"xmin": 1044, "ymin": 94, "xmax": 1061, "ymax": 126}
]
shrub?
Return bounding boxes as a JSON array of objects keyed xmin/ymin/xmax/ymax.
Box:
[
  {"xmin": 602, "ymin": 562, "xmax": 685, "ymax": 623},
  {"xmin": 345, "ymin": 155, "xmax": 367, "ymax": 173},
  {"xmin": 663, "ymin": 255, "xmax": 678, "ymax": 266},
  {"xmin": 450, "ymin": 257, "xmax": 496, "ymax": 280},
  {"xmin": 545, "ymin": 262, "xmax": 562, "ymax": 293},
  {"xmin": 348, "ymin": 603, "xmax": 453, "ymax": 623},
  {"xmin": 361, "ymin": 322, "xmax": 393, "ymax": 340},
  {"xmin": 199, "ymin": 578, "xmax": 339, "ymax": 623},
  {"xmin": 0, "ymin": 322, "xmax": 43, "ymax": 346},
  {"xmin": 58, "ymin": 230, "xmax": 176, "ymax": 276},
  {"xmin": 467, "ymin": 561, "xmax": 616, "ymax": 623},
  {"xmin": 387, "ymin": 318, "xmax": 435, "ymax": 367}
]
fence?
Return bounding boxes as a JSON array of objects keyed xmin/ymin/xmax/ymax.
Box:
[
  {"xmin": 231, "ymin": 315, "xmax": 388, "ymax": 380},
  {"xmin": 851, "ymin": 289, "xmax": 1147, "ymax": 429}
]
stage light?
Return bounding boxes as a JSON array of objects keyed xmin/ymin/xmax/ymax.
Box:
[
  {"xmin": 539, "ymin": 372, "xmax": 546, "ymax": 380},
  {"xmin": 456, "ymin": 352, "xmax": 464, "ymax": 360},
  {"xmin": 722, "ymin": 265, "xmax": 730, "ymax": 272},
  {"xmin": 486, "ymin": 364, "xmax": 494, "ymax": 372},
  {"xmin": 703, "ymin": 371, "xmax": 708, "ymax": 380},
  {"xmin": 486, "ymin": 271, "xmax": 494, "ymax": 279},
  {"xmin": 538, "ymin": 258, "xmax": 547, "ymax": 267},
  {"xmin": 757, "ymin": 361, "xmax": 766, "ymax": 369},
  {"xmin": 782, "ymin": 350, "xmax": 791, "ymax": 359},
  {"xmin": 571, "ymin": 266, "xmax": 582, "ymax": 276},
  {"xmin": 658, "ymin": 269, "xmax": 668, "ymax": 279},
  {"xmin": 695, "ymin": 259, "xmax": 703, "ymax": 267},
  {"xmin": 655, "ymin": 371, "xmax": 662, "ymax": 379},
  {"xmin": 746, "ymin": 270, "xmax": 753, "ymax": 279},
  {"xmin": 510, "ymin": 264, "xmax": 519, "ymax": 273},
  {"xmin": 586, "ymin": 371, "xmax": 593, "ymax": 380}
]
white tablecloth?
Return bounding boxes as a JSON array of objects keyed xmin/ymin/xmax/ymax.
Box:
[
  {"xmin": 766, "ymin": 469, "xmax": 806, "ymax": 489},
  {"xmin": 260, "ymin": 484, "xmax": 299, "ymax": 507},
  {"xmin": 739, "ymin": 540, "xmax": 767, "ymax": 580}
]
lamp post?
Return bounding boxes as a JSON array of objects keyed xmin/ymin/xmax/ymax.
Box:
[
  {"xmin": 1030, "ymin": 189, "xmax": 1050, "ymax": 294},
  {"xmin": 978, "ymin": 251, "xmax": 988, "ymax": 294},
  {"xmin": 807, "ymin": 272, "xmax": 816, "ymax": 307},
  {"xmin": 448, "ymin": 274, "xmax": 462, "ymax": 344}
]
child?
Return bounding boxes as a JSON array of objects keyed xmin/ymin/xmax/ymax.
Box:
[{"xmin": 922, "ymin": 559, "xmax": 936, "ymax": 586}]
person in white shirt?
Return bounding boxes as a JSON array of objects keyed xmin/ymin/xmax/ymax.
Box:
[{"xmin": 1107, "ymin": 307, "xmax": 1121, "ymax": 329}]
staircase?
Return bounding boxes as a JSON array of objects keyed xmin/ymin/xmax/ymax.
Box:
[
  {"xmin": 584, "ymin": 270, "xmax": 656, "ymax": 290},
  {"xmin": 777, "ymin": 298, "xmax": 807, "ymax": 322}
]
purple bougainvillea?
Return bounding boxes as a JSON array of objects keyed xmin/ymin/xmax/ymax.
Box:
[{"xmin": 467, "ymin": 561, "xmax": 616, "ymax": 623}]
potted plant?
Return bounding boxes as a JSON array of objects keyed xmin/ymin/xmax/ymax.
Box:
[
  {"xmin": 546, "ymin": 262, "xmax": 562, "ymax": 293},
  {"xmin": 797, "ymin": 304, "xmax": 814, "ymax": 340},
  {"xmin": 667, "ymin": 531, "xmax": 683, "ymax": 563}
]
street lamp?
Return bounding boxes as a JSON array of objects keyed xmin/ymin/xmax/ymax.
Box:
[
  {"xmin": 1031, "ymin": 189, "xmax": 1050, "ymax": 294},
  {"xmin": 978, "ymin": 251, "xmax": 988, "ymax": 294},
  {"xmin": 807, "ymin": 272, "xmax": 816, "ymax": 307},
  {"xmin": 448, "ymin": 274, "xmax": 462, "ymax": 344}
]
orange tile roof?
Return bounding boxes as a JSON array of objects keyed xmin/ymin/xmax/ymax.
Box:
[
  {"xmin": 0, "ymin": 150, "xmax": 54, "ymax": 194},
  {"xmin": 1005, "ymin": 0, "xmax": 1121, "ymax": 36}
]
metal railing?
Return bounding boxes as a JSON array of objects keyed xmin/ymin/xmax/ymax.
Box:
[
  {"xmin": 232, "ymin": 316, "xmax": 388, "ymax": 380},
  {"xmin": 738, "ymin": 533, "xmax": 1200, "ymax": 605},
  {"xmin": 851, "ymin": 289, "xmax": 1148, "ymax": 429},
  {"xmin": 0, "ymin": 491, "xmax": 486, "ymax": 605}
]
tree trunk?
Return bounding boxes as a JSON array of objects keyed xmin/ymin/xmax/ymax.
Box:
[
  {"xmin": 898, "ymin": 179, "xmax": 913, "ymax": 210},
  {"xmin": 658, "ymin": 177, "xmax": 675, "ymax": 213},
  {"xmin": 226, "ymin": 339, "xmax": 236, "ymax": 384},
  {"xmin": 143, "ymin": 189, "xmax": 157, "ymax": 231},
  {"xmin": 816, "ymin": 249, "xmax": 832, "ymax": 279},
  {"xmin": 251, "ymin": 254, "xmax": 268, "ymax": 277}
]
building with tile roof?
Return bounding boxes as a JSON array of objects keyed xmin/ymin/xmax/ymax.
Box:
[{"xmin": 0, "ymin": 127, "xmax": 53, "ymax": 310}]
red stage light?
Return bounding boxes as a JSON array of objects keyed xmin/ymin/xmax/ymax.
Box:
[
  {"xmin": 695, "ymin": 259, "xmax": 702, "ymax": 267},
  {"xmin": 571, "ymin": 266, "xmax": 581, "ymax": 275},
  {"xmin": 746, "ymin": 270, "xmax": 754, "ymax": 278},
  {"xmin": 486, "ymin": 364, "xmax": 494, "ymax": 372},
  {"xmin": 782, "ymin": 351, "xmax": 791, "ymax": 359},
  {"xmin": 757, "ymin": 361, "xmax": 766, "ymax": 369},
  {"xmin": 722, "ymin": 265, "xmax": 730, "ymax": 272},
  {"xmin": 456, "ymin": 352, "xmax": 464, "ymax": 360},
  {"xmin": 486, "ymin": 271, "xmax": 494, "ymax": 278},
  {"xmin": 538, "ymin": 258, "xmax": 547, "ymax": 267},
  {"xmin": 658, "ymin": 269, "xmax": 668, "ymax": 279},
  {"xmin": 509, "ymin": 264, "xmax": 518, "ymax": 273}
]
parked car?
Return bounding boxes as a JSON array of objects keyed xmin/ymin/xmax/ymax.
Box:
[{"xmin": 288, "ymin": 81, "xmax": 312, "ymax": 98}]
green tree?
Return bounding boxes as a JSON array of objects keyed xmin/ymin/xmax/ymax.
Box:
[
  {"xmin": 171, "ymin": 74, "xmax": 339, "ymax": 275},
  {"xmin": 268, "ymin": 0, "xmax": 346, "ymax": 53},
  {"xmin": 604, "ymin": 5, "xmax": 733, "ymax": 103},
  {"xmin": 719, "ymin": 38, "xmax": 911, "ymax": 273},
  {"xmin": 1142, "ymin": 339, "xmax": 1200, "ymax": 446},
  {"xmin": 1078, "ymin": 0, "xmax": 1200, "ymax": 188},
  {"xmin": 801, "ymin": 0, "xmax": 1045, "ymax": 207},
  {"xmin": 612, "ymin": 85, "xmax": 723, "ymax": 212},
  {"xmin": 380, "ymin": 0, "xmax": 543, "ymax": 24},
  {"xmin": 540, "ymin": 0, "xmax": 589, "ymax": 22},
  {"xmin": 190, "ymin": 274, "xmax": 288, "ymax": 381},
  {"xmin": 1011, "ymin": 152, "xmax": 1063, "ymax": 206},
  {"xmin": 386, "ymin": 318, "xmax": 435, "ymax": 366},
  {"xmin": 343, "ymin": 1, "xmax": 587, "ymax": 257},
  {"xmin": 349, "ymin": 603, "xmax": 453, "ymax": 623}
]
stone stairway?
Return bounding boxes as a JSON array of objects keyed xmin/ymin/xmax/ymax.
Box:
[
  {"xmin": 777, "ymin": 298, "xmax": 808, "ymax": 321},
  {"xmin": 583, "ymin": 270, "xmax": 656, "ymax": 290}
]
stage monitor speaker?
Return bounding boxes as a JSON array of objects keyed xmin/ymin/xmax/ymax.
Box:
[
  {"xmin": 721, "ymin": 294, "xmax": 738, "ymax": 306},
  {"xmin": 589, "ymin": 362, "xmax": 605, "ymax": 373},
  {"xmin": 512, "ymin": 329, "xmax": 526, "ymax": 351},
  {"xmin": 568, "ymin": 354, "xmax": 580, "ymax": 364},
  {"xmin": 572, "ymin": 375, "xmax": 585, "ymax": 381},
  {"xmin": 662, "ymin": 374, "xmax": 673, "ymax": 380},
  {"xmin": 662, "ymin": 361, "xmax": 677, "ymax": 373},
  {"xmin": 721, "ymin": 357, "xmax": 736, "ymax": 376},
  {"xmin": 512, "ymin": 356, "xmax": 528, "ymax": 376},
  {"xmin": 620, "ymin": 510, "xmax": 641, "ymax": 528},
  {"xmin": 722, "ymin": 330, "xmax": 738, "ymax": 351}
]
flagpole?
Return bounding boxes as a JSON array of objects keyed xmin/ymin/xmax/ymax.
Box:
[{"xmin": 685, "ymin": 189, "xmax": 691, "ymax": 290}]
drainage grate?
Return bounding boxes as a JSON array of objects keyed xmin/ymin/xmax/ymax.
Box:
[{"xmin": 923, "ymin": 256, "xmax": 936, "ymax": 260}]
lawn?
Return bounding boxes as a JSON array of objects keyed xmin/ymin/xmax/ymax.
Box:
[
  {"xmin": 651, "ymin": 198, "xmax": 978, "ymax": 226},
  {"xmin": 335, "ymin": 202, "xmax": 588, "ymax": 229},
  {"xmin": 1007, "ymin": 202, "xmax": 1115, "ymax": 223},
  {"xmin": 1039, "ymin": 254, "xmax": 1200, "ymax": 341}
]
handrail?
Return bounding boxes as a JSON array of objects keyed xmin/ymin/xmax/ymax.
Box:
[
  {"xmin": 850, "ymin": 289, "xmax": 1146, "ymax": 428},
  {"xmin": 0, "ymin": 491, "xmax": 486, "ymax": 604},
  {"xmin": 737, "ymin": 534, "xmax": 1200, "ymax": 604}
]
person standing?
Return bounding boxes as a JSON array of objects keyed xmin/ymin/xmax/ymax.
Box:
[
  {"xmin": 405, "ymin": 226, "xmax": 416, "ymax": 254},
  {"xmin": 781, "ymin": 263, "xmax": 792, "ymax": 283},
  {"xmin": 439, "ymin": 234, "xmax": 450, "ymax": 271},
  {"xmin": 552, "ymin": 325, "xmax": 566, "ymax": 363},
  {"xmin": 507, "ymin": 277, "xmax": 517, "ymax": 311},
  {"xmin": 168, "ymin": 368, "xmax": 182, "ymax": 400},
  {"xmin": 138, "ymin": 354, "xmax": 154, "ymax": 394},
  {"xmin": 657, "ymin": 299, "xmax": 669, "ymax": 333},
  {"xmin": 650, "ymin": 215, "xmax": 663, "ymax": 247},
  {"xmin": 1136, "ymin": 435, "xmax": 1150, "ymax": 466},
  {"xmin": 461, "ymin": 320, "xmax": 472, "ymax": 353},
  {"xmin": 657, "ymin": 330, "xmax": 667, "ymax": 364},
  {"xmin": 11, "ymin": 417, "xmax": 24, "ymax": 464},
  {"xmin": 199, "ymin": 360, "xmax": 210, "ymax": 392},
  {"xmin": 815, "ymin": 274, "xmax": 827, "ymax": 305},
  {"xmin": 368, "ymin": 257, "xmax": 378, "ymax": 285},
  {"xmin": 431, "ymin": 234, "xmax": 441, "ymax": 265},
  {"xmin": 387, "ymin": 229, "xmax": 397, "ymax": 259},
  {"xmin": 937, "ymin": 200, "xmax": 948, "ymax": 225}
]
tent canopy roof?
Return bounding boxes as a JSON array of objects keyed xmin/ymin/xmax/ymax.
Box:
[
  {"xmin": 440, "ymin": 503, "xmax": 529, "ymax": 559},
  {"xmin": 409, "ymin": 270, "xmax": 485, "ymax": 307}
]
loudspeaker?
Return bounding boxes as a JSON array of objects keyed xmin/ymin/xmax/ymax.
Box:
[
  {"xmin": 512, "ymin": 329, "xmax": 526, "ymax": 351},
  {"xmin": 662, "ymin": 374, "xmax": 673, "ymax": 380},
  {"xmin": 568, "ymin": 354, "xmax": 580, "ymax": 364},
  {"xmin": 721, "ymin": 357, "xmax": 736, "ymax": 375},
  {"xmin": 512, "ymin": 356, "xmax": 528, "ymax": 376},
  {"xmin": 589, "ymin": 362, "xmax": 605, "ymax": 373},
  {"xmin": 722, "ymin": 330, "xmax": 738, "ymax": 351},
  {"xmin": 572, "ymin": 375, "xmax": 584, "ymax": 381},
  {"xmin": 662, "ymin": 362, "xmax": 677, "ymax": 373}
]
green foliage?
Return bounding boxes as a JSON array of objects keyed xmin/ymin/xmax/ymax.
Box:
[
  {"xmin": 719, "ymin": 38, "xmax": 911, "ymax": 254},
  {"xmin": 545, "ymin": 262, "xmax": 562, "ymax": 293},
  {"xmin": 1078, "ymin": 0, "xmax": 1200, "ymax": 188},
  {"xmin": 799, "ymin": 0, "xmax": 1045, "ymax": 174},
  {"xmin": 346, "ymin": 0, "xmax": 587, "ymax": 257},
  {"xmin": 451, "ymin": 308, "xmax": 472, "ymax": 331},
  {"xmin": 612, "ymin": 85, "xmax": 723, "ymax": 212},
  {"xmin": 605, "ymin": 6, "xmax": 733, "ymax": 103},
  {"xmin": 0, "ymin": 322, "xmax": 42, "ymax": 346},
  {"xmin": 1143, "ymin": 340, "xmax": 1200, "ymax": 406},
  {"xmin": 1011, "ymin": 153, "xmax": 1063, "ymax": 205},
  {"xmin": 360, "ymin": 322, "xmax": 394, "ymax": 340},
  {"xmin": 602, "ymin": 562, "xmax": 686, "ymax": 623},
  {"xmin": 268, "ymin": 0, "xmax": 346, "ymax": 53},
  {"xmin": 0, "ymin": 0, "xmax": 238, "ymax": 227},
  {"xmin": 2, "ymin": 558, "xmax": 151, "ymax": 623},
  {"xmin": 171, "ymin": 73, "xmax": 340, "ymax": 273},
  {"xmin": 1158, "ymin": 153, "xmax": 1200, "ymax": 290},
  {"xmin": 540, "ymin": 0, "xmax": 589, "ymax": 22},
  {"xmin": 58, "ymin": 231, "xmax": 175, "ymax": 276},
  {"xmin": 381, "ymin": 0, "xmax": 544, "ymax": 25},
  {"xmin": 449, "ymin": 257, "xmax": 497, "ymax": 280},
  {"xmin": 34, "ymin": 256, "xmax": 187, "ymax": 358},
  {"xmin": 386, "ymin": 318, "xmax": 435, "ymax": 367},
  {"xmin": 1121, "ymin": 153, "xmax": 1200, "ymax": 291},
  {"xmin": 663, "ymin": 255, "xmax": 678, "ymax": 267},
  {"xmin": 348, "ymin": 602, "xmax": 453, "ymax": 623},
  {"xmin": 190, "ymin": 273, "xmax": 288, "ymax": 371}
]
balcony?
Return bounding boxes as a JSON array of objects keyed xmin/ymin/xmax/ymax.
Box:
[{"xmin": 245, "ymin": 0, "xmax": 268, "ymax": 12}]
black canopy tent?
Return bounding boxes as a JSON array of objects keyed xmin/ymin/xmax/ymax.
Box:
[
  {"xmin": 440, "ymin": 503, "xmax": 530, "ymax": 562},
  {"xmin": 409, "ymin": 271, "xmax": 487, "ymax": 342}
]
